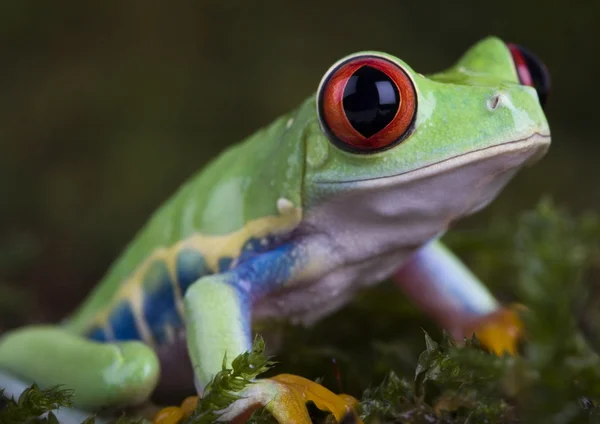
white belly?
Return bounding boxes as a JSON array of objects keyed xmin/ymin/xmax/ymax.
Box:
[{"xmin": 253, "ymin": 247, "xmax": 411, "ymax": 326}]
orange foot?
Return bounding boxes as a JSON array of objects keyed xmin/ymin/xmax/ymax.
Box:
[
  {"xmin": 468, "ymin": 304, "xmax": 525, "ymax": 356},
  {"xmin": 153, "ymin": 374, "xmax": 362, "ymax": 424}
]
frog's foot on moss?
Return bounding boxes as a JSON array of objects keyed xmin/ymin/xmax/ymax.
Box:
[
  {"xmin": 153, "ymin": 374, "xmax": 362, "ymax": 424},
  {"xmin": 467, "ymin": 304, "xmax": 525, "ymax": 356}
]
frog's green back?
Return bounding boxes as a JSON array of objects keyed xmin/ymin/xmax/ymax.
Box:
[{"xmin": 65, "ymin": 98, "xmax": 314, "ymax": 337}]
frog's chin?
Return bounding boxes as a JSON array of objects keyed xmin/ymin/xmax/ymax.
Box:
[{"xmin": 304, "ymin": 132, "xmax": 550, "ymax": 260}]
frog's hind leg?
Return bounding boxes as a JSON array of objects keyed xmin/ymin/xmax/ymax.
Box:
[{"xmin": 0, "ymin": 325, "xmax": 160, "ymax": 410}]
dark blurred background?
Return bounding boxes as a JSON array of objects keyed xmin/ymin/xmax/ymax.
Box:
[{"xmin": 0, "ymin": 1, "xmax": 597, "ymax": 329}]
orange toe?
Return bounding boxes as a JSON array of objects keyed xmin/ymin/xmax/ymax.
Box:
[
  {"xmin": 153, "ymin": 395, "xmax": 199, "ymax": 424},
  {"xmin": 470, "ymin": 304, "xmax": 525, "ymax": 356},
  {"xmin": 180, "ymin": 396, "xmax": 199, "ymax": 417},
  {"xmin": 153, "ymin": 406, "xmax": 183, "ymax": 424}
]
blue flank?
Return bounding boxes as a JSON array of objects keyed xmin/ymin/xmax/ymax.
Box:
[
  {"xmin": 230, "ymin": 242, "xmax": 299, "ymax": 299},
  {"xmin": 109, "ymin": 301, "xmax": 143, "ymax": 341},
  {"xmin": 142, "ymin": 261, "xmax": 184, "ymax": 344},
  {"xmin": 218, "ymin": 257, "xmax": 234, "ymax": 272},
  {"xmin": 176, "ymin": 248, "xmax": 207, "ymax": 293},
  {"xmin": 85, "ymin": 248, "xmax": 211, "ymax": 344},
  {"xmin": 85, "ymin": 238, "xmax": 303, "ymax": 345}
]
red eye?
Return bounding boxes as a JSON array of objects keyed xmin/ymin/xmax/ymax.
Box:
[
  {"xmin": 507, "ymin": 43, "xmax": 551, "ymax": 108},
  {"xmin": 318, "ymin": 55, "xmax": 417, "ymax": 153}
]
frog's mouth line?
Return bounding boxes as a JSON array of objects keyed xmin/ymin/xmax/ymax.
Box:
[{"xmin": 316, "ymin": 132, "xmax": 551, "ymax": 186}]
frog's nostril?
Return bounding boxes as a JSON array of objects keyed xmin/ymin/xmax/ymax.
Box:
[{"xmin": 487, "ymin": 94, "xmax": 502, "ymax": 110}]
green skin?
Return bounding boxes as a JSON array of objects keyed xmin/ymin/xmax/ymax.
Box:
[{"xmin": 0, "ymin": 37, "xmax": 550, "ymax": 419}]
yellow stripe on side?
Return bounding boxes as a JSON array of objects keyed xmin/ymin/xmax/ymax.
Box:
[{"xmin": 90, "ymin": 205, "xmax": 302, "ymax": 343}]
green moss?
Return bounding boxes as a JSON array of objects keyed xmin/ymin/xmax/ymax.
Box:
[
  {"xmin": 0, "ymin": 385, "xmax": 73, "ymax": 424},
  {"xmin": 183, "ymin": 336, "xmax": 275, "ymax": 424}
]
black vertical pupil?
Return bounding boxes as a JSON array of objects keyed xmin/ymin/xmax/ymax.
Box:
[{"xmin": 342, "ymin": 66, "xmax": 400, "ymax": 138}]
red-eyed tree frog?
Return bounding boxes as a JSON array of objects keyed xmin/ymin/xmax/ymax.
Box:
[{"xmin": 0, "ymin": 37, "xmax": 551, "ymax": 423}]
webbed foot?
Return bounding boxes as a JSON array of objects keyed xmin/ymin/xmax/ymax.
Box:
[
  {"xmin": 153, "ymin": 374, "xmax": 362, "ymax": 424},
  {"xmin": 263, "ymin": 374, "xmax": 361, "ymax": 423},
  {"xmin": 469, "ymin": 304, "xmax": 525, "ymax": 356}
]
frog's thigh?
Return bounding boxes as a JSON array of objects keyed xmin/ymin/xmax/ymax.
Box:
[
  {"xmin": 393, "ymin": 239, "xmax": 500, "ymax": 337},
  {"xmin": 0, "ymin": 325, "xmax": 159, "ymax": 410}
]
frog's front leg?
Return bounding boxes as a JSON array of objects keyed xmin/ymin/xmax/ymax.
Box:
[
  {"xmin": 155, "ymin": 243, "xmax": 361, "ymax": 424},
  {"xmin": 394, "ymin": 239, "xmax": 523, "ymax": 355}
]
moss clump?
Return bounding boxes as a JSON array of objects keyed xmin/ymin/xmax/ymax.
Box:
[
  {"xmin": 0, "ymin": 385, "xmax": 73, "ymax": 423},
  {"xmin": 183, "ymin": 336, "xmax": 275, "ymax": 424}
]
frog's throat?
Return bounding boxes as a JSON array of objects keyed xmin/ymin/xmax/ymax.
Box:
[{"xmin": 316, "ymin": 132, "xmax": 550, "ymax": 186}]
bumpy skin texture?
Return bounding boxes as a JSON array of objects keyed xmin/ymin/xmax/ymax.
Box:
[{"xmin": 0, "ymin": 36, "xmax": 550, "ymax": 421}]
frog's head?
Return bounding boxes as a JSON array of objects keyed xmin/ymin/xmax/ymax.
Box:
[{"xmin": 299, "ymin": 36, "xmax": 550, "ymax": 248}]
